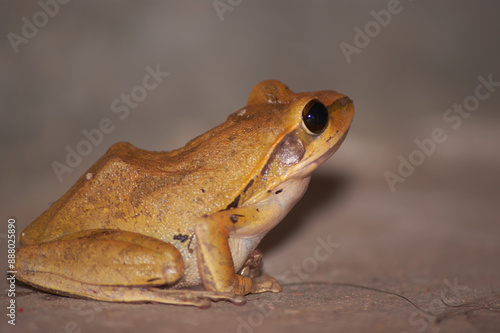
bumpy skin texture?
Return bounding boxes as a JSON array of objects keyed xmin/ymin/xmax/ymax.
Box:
[{"xmin": 17, "ymin": 80, "xmax": 354, "ymax": 307}]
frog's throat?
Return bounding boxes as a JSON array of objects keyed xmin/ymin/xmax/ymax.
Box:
[{"xmin": 228, "ymin": 176, "xmax": 311, "ymax": 272}]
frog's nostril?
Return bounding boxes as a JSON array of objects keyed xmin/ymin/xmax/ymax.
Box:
[{"xmin": 339, "ymin": 96, "xmax": 352, "ymax": 106}]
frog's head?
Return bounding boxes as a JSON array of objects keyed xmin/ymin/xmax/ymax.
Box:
[
  {"xmin": 222, "ymin": 80, "xmax": 354, "ymax": 241},
  {"xmin": 246, "ymin": 80, "xmax": 354, "ymax": 183}
]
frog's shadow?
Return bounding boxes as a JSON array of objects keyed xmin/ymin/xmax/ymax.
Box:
[{"xmin": 258, "ymin": 172, "xmax": 350, "ymax": 253}]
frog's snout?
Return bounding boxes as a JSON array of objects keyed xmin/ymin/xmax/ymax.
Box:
[{"xmin": 339, "ymin": 96, "xmax": 353, "ymax": 106}]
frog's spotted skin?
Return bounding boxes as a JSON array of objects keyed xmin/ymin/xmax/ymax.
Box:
[{"xmin": 16, "ymin": 80, "xmax": 354, "ymax": 307}]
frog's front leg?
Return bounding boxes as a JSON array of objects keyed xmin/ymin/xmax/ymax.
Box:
[
  {"xmin": 195, "ymin": 205, "xmax": 283, "ymax": 296},
  {"xmin": 16, "ymin": 229, "xmax": 243, "ymax": 307}
]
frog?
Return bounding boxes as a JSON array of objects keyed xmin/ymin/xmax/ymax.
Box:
[{"xmin": 17, "ymin": 80, "xmax": 354, "ymax": 307}]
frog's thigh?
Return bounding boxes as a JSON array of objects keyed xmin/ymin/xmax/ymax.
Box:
[
  {"xmin": 16, "ymin": 229, "xmax": 189, "ymax": 303},
  {"xmin": 17, "ymin": 229, "xmax": 183, "ymax": 288}
]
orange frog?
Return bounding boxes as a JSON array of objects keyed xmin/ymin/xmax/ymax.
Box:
[{"xmin": 17, "ymin": 80, "xmax": 354, "ymax": 307}]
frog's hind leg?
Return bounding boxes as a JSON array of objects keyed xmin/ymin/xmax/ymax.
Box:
[{"xmin": 16, "ymin": 229, "xmax": 244, "ymax": 307}]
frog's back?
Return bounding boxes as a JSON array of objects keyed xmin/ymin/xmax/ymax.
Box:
[{"xmin": 20, "ymin": 108, "xmax": 284, "ymax": 246}]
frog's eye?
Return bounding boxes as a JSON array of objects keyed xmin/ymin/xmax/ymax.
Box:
[{"xmin": 302, "ymin": 100, "xmax": 329, "ymax": 135}]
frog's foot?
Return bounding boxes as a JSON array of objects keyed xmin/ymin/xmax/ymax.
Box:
[
  {"xmin": 21, "ymin": 277, "xmax": 245, "ymax": 307},
  {"xmin": 74, "ymin": 284, "xmax": 246, "ymax": 308},
  {"xmin": 239, "ymin": 249, "xmax": 264, "ymax": 278},
  {"xmin": 134, "ymin": 288, "xmax": 246, "ymax": 307},
  {"xmin": 251, "ymin": 273, "xmax": 282, "ymax": 294},
  {"xmin": 238, "ymin": 249, "xmax": 281, "ymax": 293}
]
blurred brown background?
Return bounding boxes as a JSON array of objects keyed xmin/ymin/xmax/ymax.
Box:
[{"xmin": 1, "ymin": 1, "xmax": 499, "ymax": 332}]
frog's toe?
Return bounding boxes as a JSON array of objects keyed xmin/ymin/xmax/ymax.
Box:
[{"xmin": 251, "ymin": 274, "xmax": 283, "ymax": 293}]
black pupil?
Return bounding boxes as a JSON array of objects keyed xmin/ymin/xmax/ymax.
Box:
[{"xmin": 303, "ymin": 101, "xmax": 328, "ymax": 134}]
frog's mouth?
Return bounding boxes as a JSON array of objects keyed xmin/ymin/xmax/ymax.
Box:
[
  {"xmin": 314, "ymin": 126, "xmax": 351, "ymax": 166},
  {"xmin": 288, "ymin": 125, "xmax": 351, "ymax": 180}
]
